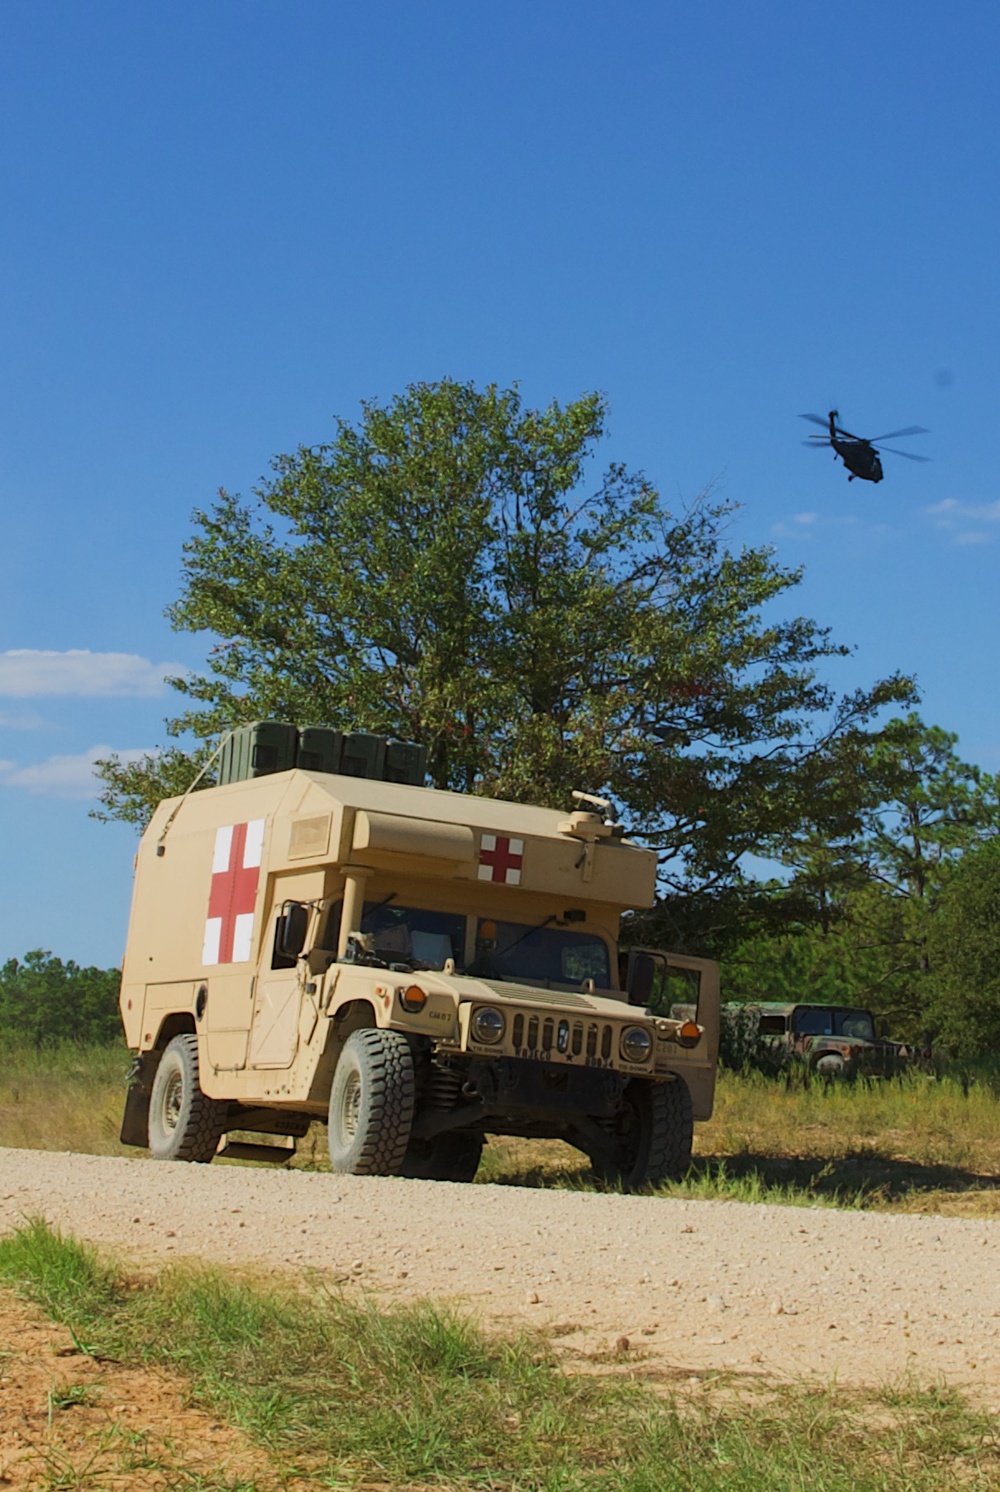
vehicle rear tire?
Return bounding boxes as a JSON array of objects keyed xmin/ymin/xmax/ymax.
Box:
[
  {"xmin": 400, "ymin": 1130, "xmax": 484, "ymax": 1182},
  {"xmin": 591, "ymin": 1074, "xmax": 693, "ymax": 1191},
  {"xmin": 327, "ymin": 1028, "xmax": 415, "ymax": 1175},
  {"xmin": 147, "ymin": 1034, "xmax": 227, "ymax": 1163}
]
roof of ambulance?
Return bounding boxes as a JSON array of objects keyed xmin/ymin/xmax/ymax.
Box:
[{"xmin": 153, "ymin": 768, "xmax": 645, "ymax": 848}]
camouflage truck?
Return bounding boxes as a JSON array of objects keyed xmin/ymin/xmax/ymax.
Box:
[
  {"xmin": 119, "ymin": 725, "xmax": 719, "ymax": 1188},
  {"xmin": 724, "ymin": 1001, "xmax": 915, "ymax": 1076}
]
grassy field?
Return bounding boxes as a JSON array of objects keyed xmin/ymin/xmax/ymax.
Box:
[
  {"xmin": 1, "ymin": 1217, "xmax": 997, "ymax": 1492},
  {"xmin": 2, "ymin": 1041, "xmax": 999, "ymax": 1214}
]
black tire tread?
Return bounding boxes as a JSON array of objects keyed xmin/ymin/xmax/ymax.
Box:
[
  {"xmin": 329, "ymin": 1028, "xmax": 415, "ymax": 1176},
  {"xmin": 149, "ymin": 1034, "xmax": 227, "ymax": 1164},
  {"xmin": 641, "ymin": 1075, "xmax": 693, "ymax": 1185},
  {"xmin": 592, "ymin": 1073, "xmax": 693, "ymax": 1190}
]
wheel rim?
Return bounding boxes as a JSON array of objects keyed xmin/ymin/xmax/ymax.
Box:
[
  {"xmin": 162, "ymin": 1069, "xmax": 183, "ymax": 1132},
  {"xmin": 340, "ymin": 1070, "xmax": 362, "ymax": 1139}
]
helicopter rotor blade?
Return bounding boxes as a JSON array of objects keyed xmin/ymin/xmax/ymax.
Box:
[
  {"xmin": 799, "ymin": 413, "xmax": 831, "ymax": 429},
  {"xmin": 802, "ymin": 440, "xmax": 828, "ymax": 449},
  {"xmin": 867, "ymin": 425, "xmax": 929, "ymax": 442},
  {"xmin": 875, "ymin": 445, "xmax": 932, "ymax": 462}
]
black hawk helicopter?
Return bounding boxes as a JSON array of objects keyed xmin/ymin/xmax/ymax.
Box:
[{"xmin": 800, "ymin": 410, "xmax": 930, "ymax": 483}]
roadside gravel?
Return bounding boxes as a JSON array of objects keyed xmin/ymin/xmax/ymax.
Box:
[{"xmin": 2, "ymin": 1148, "xmax": 998, "ymax": 1401}]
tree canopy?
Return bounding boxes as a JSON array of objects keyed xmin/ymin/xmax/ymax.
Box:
[
  {"xmin": 0, "ymin": 951, "xmax": 122, "ymax": 1047},
  {"xmin": 926, "ymin": 840, "xmax": 1000, "ymax": 1056},
  {"xmin": 725, "ymin": 715, "xmax": 1000, "ymax": 1040},
  {"xmin": 97, "ymin": 380, "xmax": 914, "ymax": 913}
]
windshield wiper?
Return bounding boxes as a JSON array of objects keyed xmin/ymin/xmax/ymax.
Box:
[
  {"xmin": 360, "ymin": 892, "xmax": 398, "ymax": 929},
  {"xmin": 496, "ymin": 914, "xmax": 558, "ymax": 956}
]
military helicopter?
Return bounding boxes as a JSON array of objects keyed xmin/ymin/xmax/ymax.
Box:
[{"xmin": 800, "ymin": 410, "xmax": 930, "ymax": 483}]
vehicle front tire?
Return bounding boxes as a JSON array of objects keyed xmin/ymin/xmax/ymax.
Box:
[
  {"xmin": 400, "ymin": 1129, "xmax": 484, "ymax": 1182},
  {"xmin": 147, "ymin": 1034, "xmax": 227, "ymax": 1163},
  {"xmin": 591, "ymin": 1074, "xmax": 693, "ymax": 1191},
  {"xmin": 814, "ymin": 1053, "xmax": 846, "ymax": 1076},
  {"xmin": 327, "ymin": 1028, "xmax": 415, "ymax": 1175}
]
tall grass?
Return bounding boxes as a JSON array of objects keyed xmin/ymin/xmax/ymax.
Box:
[
  {"xmin": 0, "ymin": 1041, "xmax": 132, "ymax": 1155},
  {"xmin": 1, "ymin": 1218, "xmax": 996, "ymax": 1492},
  {"xmin": 2, "ymin": 1042, "xmax": 998, "ymax": 1213},
  {"xmin": 706, "ymin": 1063, "xmax": 1000, "ymax": 1169}
]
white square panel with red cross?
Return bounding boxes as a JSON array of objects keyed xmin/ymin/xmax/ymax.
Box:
[
  {"xmin": 477, "ymin": 833, "xmax": 524, "ymax": 885},
  {"xmin": 202, "ymin": 819, "xmax": 265, "ymax": 965}
]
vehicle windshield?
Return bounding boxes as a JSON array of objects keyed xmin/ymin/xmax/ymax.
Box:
[
  {"xmin": 364, "ymin": 902, "xmax": 466, "ymax": 971},
  {"xmin": 315, "ymin": 899, "xmax": 466, "ymax": 971},
  {"xmin": 793, "ymin": 1007, "xmax": 875, "ymax": 1041},
  {"xmin": 470, "ymin": 918, "xmax": 611, "ymax": 989}
]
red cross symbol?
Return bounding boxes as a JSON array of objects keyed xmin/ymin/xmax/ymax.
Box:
[
  {"xmin": 202, "ymin": 819, "xmax": 265, "ymax": 965},
  {"xmin": 477, "ymin": 833, "xmax": 524, "ymax": 885}
]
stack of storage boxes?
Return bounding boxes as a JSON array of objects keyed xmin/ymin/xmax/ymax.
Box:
[{"xmin": 216, "ymin": 723, "xmax": 427, "ymax": 788}]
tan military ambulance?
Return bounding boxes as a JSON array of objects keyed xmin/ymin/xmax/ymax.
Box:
[{"xmin": 119, "ymin": 724, "xmax": 719, "ymax": 1188}]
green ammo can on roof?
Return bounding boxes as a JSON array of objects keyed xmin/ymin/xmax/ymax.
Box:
[
  {"xmin": 296, "ymin": 726, "xmax": 343, "ymax": 774},
  {"xmin": 384, "ymin": 739, "xmax": 428, "ymax": 786},
  {"xmin": 215, "ymin": 722, "xmax": 427, "ymax": 787},
  {"xmin": 339, "ymin": 732, "xmax": 386, "ymax": 779},
  {"xmin": 217, "ymin": 722, "xmax": 297, "ymax": 785}
]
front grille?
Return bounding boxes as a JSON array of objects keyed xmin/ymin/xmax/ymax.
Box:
[{"xmin": 511, "ymin": 1011, "xmax": 616, "ymax": 1063}]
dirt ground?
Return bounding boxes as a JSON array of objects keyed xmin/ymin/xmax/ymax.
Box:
[
  {"xmin": 1, "ymin": 1147, "xmax": 999, "ymax": 1415},
  {"xmin": 0, "ymin": 1292, "xmax": 306, "ymax": 1491}
]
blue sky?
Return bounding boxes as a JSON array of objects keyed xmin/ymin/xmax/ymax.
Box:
[{"xmin": 2, "ymin": 1, "xmax": 997, "ymax": 968}]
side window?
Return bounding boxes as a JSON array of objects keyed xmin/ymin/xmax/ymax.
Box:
[
  {"xmin": 758, "ymin": 1015, "xmax": 788, "ymax": 1036},
  {"xmin": 270, "ymin": 901, "xmax": 308, "ymax": 972},
  {"xmin": 648, "ymin": 962, "xmax": 701, "ymax": 1020},
  {"xmin": 270, "ymin": 908, "xmax": 297, "ymax": 970},
  {"xmin": 315, "ymin": 901, "xmax": 343, "ymax": 952}
]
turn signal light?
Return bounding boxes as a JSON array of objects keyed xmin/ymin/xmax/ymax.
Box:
[
  {"xmin": 678, "ymin": 1020, "xmax": 701, "ymax": 1048},
  {"xmin": 400, "ymin": 985, "xmax": 428, "ymax": 1012}
]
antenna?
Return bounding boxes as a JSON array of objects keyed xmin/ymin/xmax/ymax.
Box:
[{"xmin": 571, "ymin": 790, "xmax": 611, "ymax": 813}]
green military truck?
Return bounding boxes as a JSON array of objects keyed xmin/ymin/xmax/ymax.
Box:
[{"xmin": 724, "ymin": 1001, "xmax": 919, "ymax": 1076}]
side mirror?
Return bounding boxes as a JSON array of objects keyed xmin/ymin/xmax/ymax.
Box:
[
  {"xmin": 277, "ymin": 902, "xmax": 309, "ymax": 959},
  {"xmin": 626, "ymin": 952, "xmax": 656, "ymax": 1007}
]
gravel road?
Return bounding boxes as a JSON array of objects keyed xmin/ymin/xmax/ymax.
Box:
[{"xmin": 2, "ymin": 1148, "xmax": 998, "ymax": 1401}]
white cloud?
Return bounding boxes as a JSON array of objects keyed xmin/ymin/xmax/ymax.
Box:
[
  {"xmin": 770, "ymin": 511, "xmax": 886, "ymax": 542},
  {"xmin": 925, "ymin": 497, "xmax": 1000, "ymax": 544},
  {"xmin": 0, "ymin": 650, "xmax": 187, "ymax": 698},
  {"xmin": 0, "ymin": 709, "xmax": 46, "ymax": 730},
  {"xmin": 0, "ymin": 745, "xmax": 153, "ymax": 799},
  {"xmin": 954, "ymin": 530, "xmax": 992, "ymax": 546},
  {"xmin": 926, "ymin": 497, "xmax": 1000, "ymax": 522}
]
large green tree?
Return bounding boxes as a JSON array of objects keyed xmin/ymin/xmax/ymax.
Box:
[
  {"xmin": 96, "ymin": 379, "xmax": 913, "ymax": 907},
  {"xmin": 725, "ymin": 716, "xmax": 1000, "ymax": 1034},
  {"xmin": 925, "ymin": 839, "xmax": 1000, "ymax": 1056}
]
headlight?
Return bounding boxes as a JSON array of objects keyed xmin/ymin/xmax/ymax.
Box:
[
  {"xmin": 620, "ymin": 1025, "xmax": 653, "ymax": 1063},
  {"xmin": 471, "ymin": 1006, "xmax": 505, "ymax": 1045}
]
